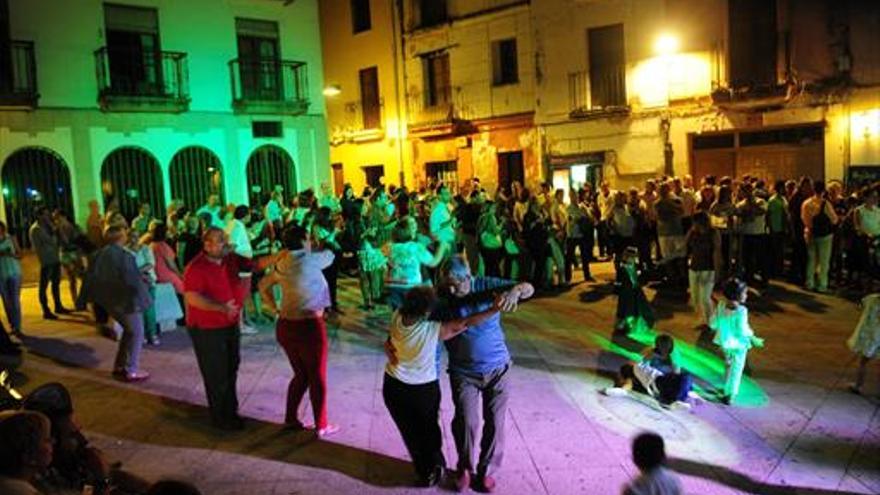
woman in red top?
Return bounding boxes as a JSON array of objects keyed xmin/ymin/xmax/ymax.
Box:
[{"xmin": 150, "ymin": 223, "xmax": 184, "ymax": 293}]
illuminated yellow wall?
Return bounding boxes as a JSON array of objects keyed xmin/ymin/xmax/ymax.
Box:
[{"xmin": 320, "ymin": 0, "xmax": 411, "ymax": 192}]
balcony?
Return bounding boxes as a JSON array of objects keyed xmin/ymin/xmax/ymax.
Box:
[
  {"xmin": 229, "ymin": 58, "xmax": 309, "ymax": 115},
  {"xmin": 406, "ymin": 86, "xmax": 477, "ymax": 137},
  {"xmin": 0, "ymin": 41, "xmax": 39, "ymax": 109},
  {"xmin": 95, "ymin": 46, "xmax": 190, "ymax": 113},
  {"xmin": 330, "ymin": 98, "xmax": 385, "ymax": 144},
  {"xmin": 568, "ymin": 69, "xmax": 630, "ymax": 119}
]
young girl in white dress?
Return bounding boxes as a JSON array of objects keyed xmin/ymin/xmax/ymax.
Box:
[
  {"xmin": 848, "ymin": 293, "xmax": 880, "ymax": 395},
  {"xmin": 711, "ymin": 278, "xmax": 764, "ymax": 405}
]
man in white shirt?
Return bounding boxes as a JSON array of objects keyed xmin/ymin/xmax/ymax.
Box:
[
  {"xmin": 318, "ymin": 182, "xmax": 341, "ymax": 214},
  {"xmin": 225, "ymin": 206, "xmax": 256, "ymax": 334},
  {"xmin": 430, "ymin": 184, "xmax": 456, "ymax": 248},
  {"xmin": 854, "ymin": 187, "xmax": 880, "ymax": 285},
  {"xmin": 736, "ymin": 182, "xmax": 769, "ymax": 286},
  {"xmin": 197, "ymin": 194, "xmax": 223, "ymax": 228},
  {"xmin": 131, "ymin": 203, "xmax": 154, "ymax": 237},
  {"xmin": 596, "ymin": 181, "xmax": 616, "ymax": 259}
]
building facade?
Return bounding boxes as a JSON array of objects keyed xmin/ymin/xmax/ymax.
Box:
[
  {"xmin": 535, "ymin": 0, "xmax": 880, "ymax": 193},
  {"xmin": 321, "ymin": 0, "xmax": 880, "ymax": 195},
  {"xmin": 0, "ymin": 0, "xmax": 329, "ymax": 243}
]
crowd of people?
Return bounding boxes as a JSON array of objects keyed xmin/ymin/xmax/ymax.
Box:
[{"xmin": 0, "ymin": 169, "xmax": 878, "ymax": 494}]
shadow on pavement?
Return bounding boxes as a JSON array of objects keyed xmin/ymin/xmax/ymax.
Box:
[
  {"xmin": 75, "ymin": 379, "xmax": 416, "ymax": 488},
  {"xmin": 669, "ymin": 458, "xmax": 869, "ymax": 495},
  {"xmin": 20, "ymin": 334, "xmax": 101, "ymax": 368}
]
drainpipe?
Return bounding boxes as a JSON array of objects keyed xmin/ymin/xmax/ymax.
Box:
[
  {"xmin": 392, "ymin": 0, "xmax": 407, "ymax": 187},
  {"xmin": 661, "ymin": 116, "xmax": 673, "ymax": 176}
]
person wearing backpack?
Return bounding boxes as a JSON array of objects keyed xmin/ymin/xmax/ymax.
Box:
[{"xmin": 801, "ymin": 181, "xmax": 839, "ymax": 293}]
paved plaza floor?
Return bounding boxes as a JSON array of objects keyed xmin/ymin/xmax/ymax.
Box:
[{"xmin": 1, "ymin": 262, "xmax": 878, "ymax": 494}]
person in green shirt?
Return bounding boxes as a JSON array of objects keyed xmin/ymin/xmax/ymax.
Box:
[{"xmin": 766, "ymin": 180, "xmax": 789, "ymax": 280}]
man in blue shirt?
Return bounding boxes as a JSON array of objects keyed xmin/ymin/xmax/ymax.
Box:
[{"xmin": 434, "ymin": 255, "xmax": 533, "ymax": 492}]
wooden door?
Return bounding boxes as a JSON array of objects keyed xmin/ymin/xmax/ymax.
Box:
[
  {"xmin": 332, "ymin": 163, "xmax": 344, "ymax": 195},
  {"xmin": 359, "ymin": 67, "xmax": 380, "ymax": 129}
]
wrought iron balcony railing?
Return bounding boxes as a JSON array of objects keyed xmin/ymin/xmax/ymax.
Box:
[
  {"xmin": 0, "ymin": 40, "xmax": 38, "ymax": 108},
  {"xmin": 568, "ymin": 68, "xmax": 629, "ymax": 118},
  {"xmin": 95, "ymin": 46, "xmax": 190, "ymax": 112},
  {"xmin": 330, "ymin": 98, "xmax": 385, "ymax": 144},
  {"xmin": 229, "ymin": 58, "xmax": 309, "ymax": 114},
  {"xmin": 407, "ymin": 86, "xmax": 469, "ymax": 127}
]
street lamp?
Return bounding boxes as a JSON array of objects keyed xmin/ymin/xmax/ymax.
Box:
[
  {"xmin": 322, "ymin": 84, "xmax": 342, "ymax": 97},
  {"xmin": 654, "ymin": 33, "xmax": 679, "ymax": 56}
]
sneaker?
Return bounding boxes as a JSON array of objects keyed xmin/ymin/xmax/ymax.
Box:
[
  {"xmin": 281, "ymin": 420, "xmax": 309, "ymax": 432},
  {"xmin": 602, "ymin": 387, "xmax": 629, "ymax": 397},
  {"xmin": 847, "ymin": 383, "xmax": 862, "ymax": 395},
  {"xmin": 43, "ymin": 311, "xmax": 58, "ymax": 320},
  {"xmin": 54, "ymin": 307, "xmax": 72, "ymax": 315},
  {"xmin": 240, "ymin": 324, "xmax": 258, "ymax": 335},
  {"xmin": 417, "ymin": 465, "xmax": 444, "ymax": 487},
  {"xmin": 453, "ymin": 470, "xmax": 471, "ymax": 492},
  {"xmin": 669, "ymin": 400, "xmax": 692, "ymax": 411},
  {"xmin": 472, "ymin": 474, "xmax": 496, "ymax": 493},
  {"xmin": 316, "ymin": 424, "xmax": 340, "ymax": 438},
  {"xmin": 115, "ymin": 371, "xmax": 150, "ymax": 383},
  {"xmin": 146, "ymin": 336, "xmax": 161, "ymax": 347}
]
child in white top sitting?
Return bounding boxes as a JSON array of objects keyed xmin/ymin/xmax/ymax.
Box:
[
  {"xmin": 622, "ymin": 432, "xmax": 682, "ymax": 495},
  {"xmin": 847, "ymin": 293, "xmax": 880, "ymax": 395},
  {"xmin": 710, "ymin": 278, "xmax": 764, "ymax": 405}
]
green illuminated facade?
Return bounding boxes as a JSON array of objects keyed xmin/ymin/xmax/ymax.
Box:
[{"xmin": 0, "ymin": 0, "xmax": 329, "ymax": 229}]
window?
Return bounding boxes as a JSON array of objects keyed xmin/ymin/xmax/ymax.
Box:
[
  {"xmin": 587, "ymin": 24, "xmax": 626, "ymax": 108},
  {"xmin": 363, "ymin": 165, "xmax": 385, "ymax": 188},
  {"xmin": 423, "ymin": 52, "xmax": 450, "ymax": 107},
  {"xmin": 729, "ymin": 0, "xmax": 777, "ymax": 88},
  {"xmin": 0, "ymin": 0, "xmax": 10, "ymax": 93},
  {"xmin": 252, "ymin": 121, "xmax": 283, "ymax": 138},
  {"xmin": 351, "ymin": 0, "xmax": 371, "ymax": 34},
  {"xmin": 497, "ymin": 151, "xmax": 524, "ymax": 191},
  {"xmin": 359, "ymin": 67, "xmax": 381, "ymax": 129},
  {"xmin": 492, "ymin": 38, "xmax": 518, "ymax": 86},
  {"xmin": 426, "ymin": 161, "xmax": 458, "ymax": 186},
  {"xmin": 236, "ymin": 18, "xmax": 281, "ymax": 100},
  {"xmin": 103, "ymin": 4, "xmax": 161, "ymax": 95},
  {"xmin": 419, "ymin": 0, "xmax": 447, "ymax": 28}
]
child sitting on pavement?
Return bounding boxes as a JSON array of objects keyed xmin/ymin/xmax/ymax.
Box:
[{"xmin": 604, "ymin": 334, "xmax": 695, "ymax": 410}]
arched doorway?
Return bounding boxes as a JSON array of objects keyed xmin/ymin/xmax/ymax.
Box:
[
  {"xmin": 169, "ymin": 146, "xmax": 224, "ymax": 210},
  {"xmin": 1, "ymin": 147, "xmax": 75, "ymax": 248},
  {"xmin": 100, "ymin": 147, "xmax": 166, "ymax": 221},
  {"xmin": 245, "ymin": 145, "xmax": 296, "ymax": 206}
]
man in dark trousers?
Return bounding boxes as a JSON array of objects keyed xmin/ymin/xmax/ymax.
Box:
[
  {"xmin": 435, "ymin": 255, "xmax": 533, "ymax": 493},
  {"xmin": 183, "ymin": 227, "xmax": 251, "ymax": 430},
  {"xmin": 29, "ymin": 206, "xmax": 70, "ymax": 319},
  {"xmin": 83, "ymin": 225, "xmax": 151, "ymax": 382}
]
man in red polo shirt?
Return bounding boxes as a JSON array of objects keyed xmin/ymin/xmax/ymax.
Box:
[{"xmin": 183, "ymin": 227, "xmax": 251, "ymax": 430}]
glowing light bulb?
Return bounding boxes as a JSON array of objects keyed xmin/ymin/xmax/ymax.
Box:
[{"xmin": 654, "ymin": 34, "xmax": 679, "ymax": 56}]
